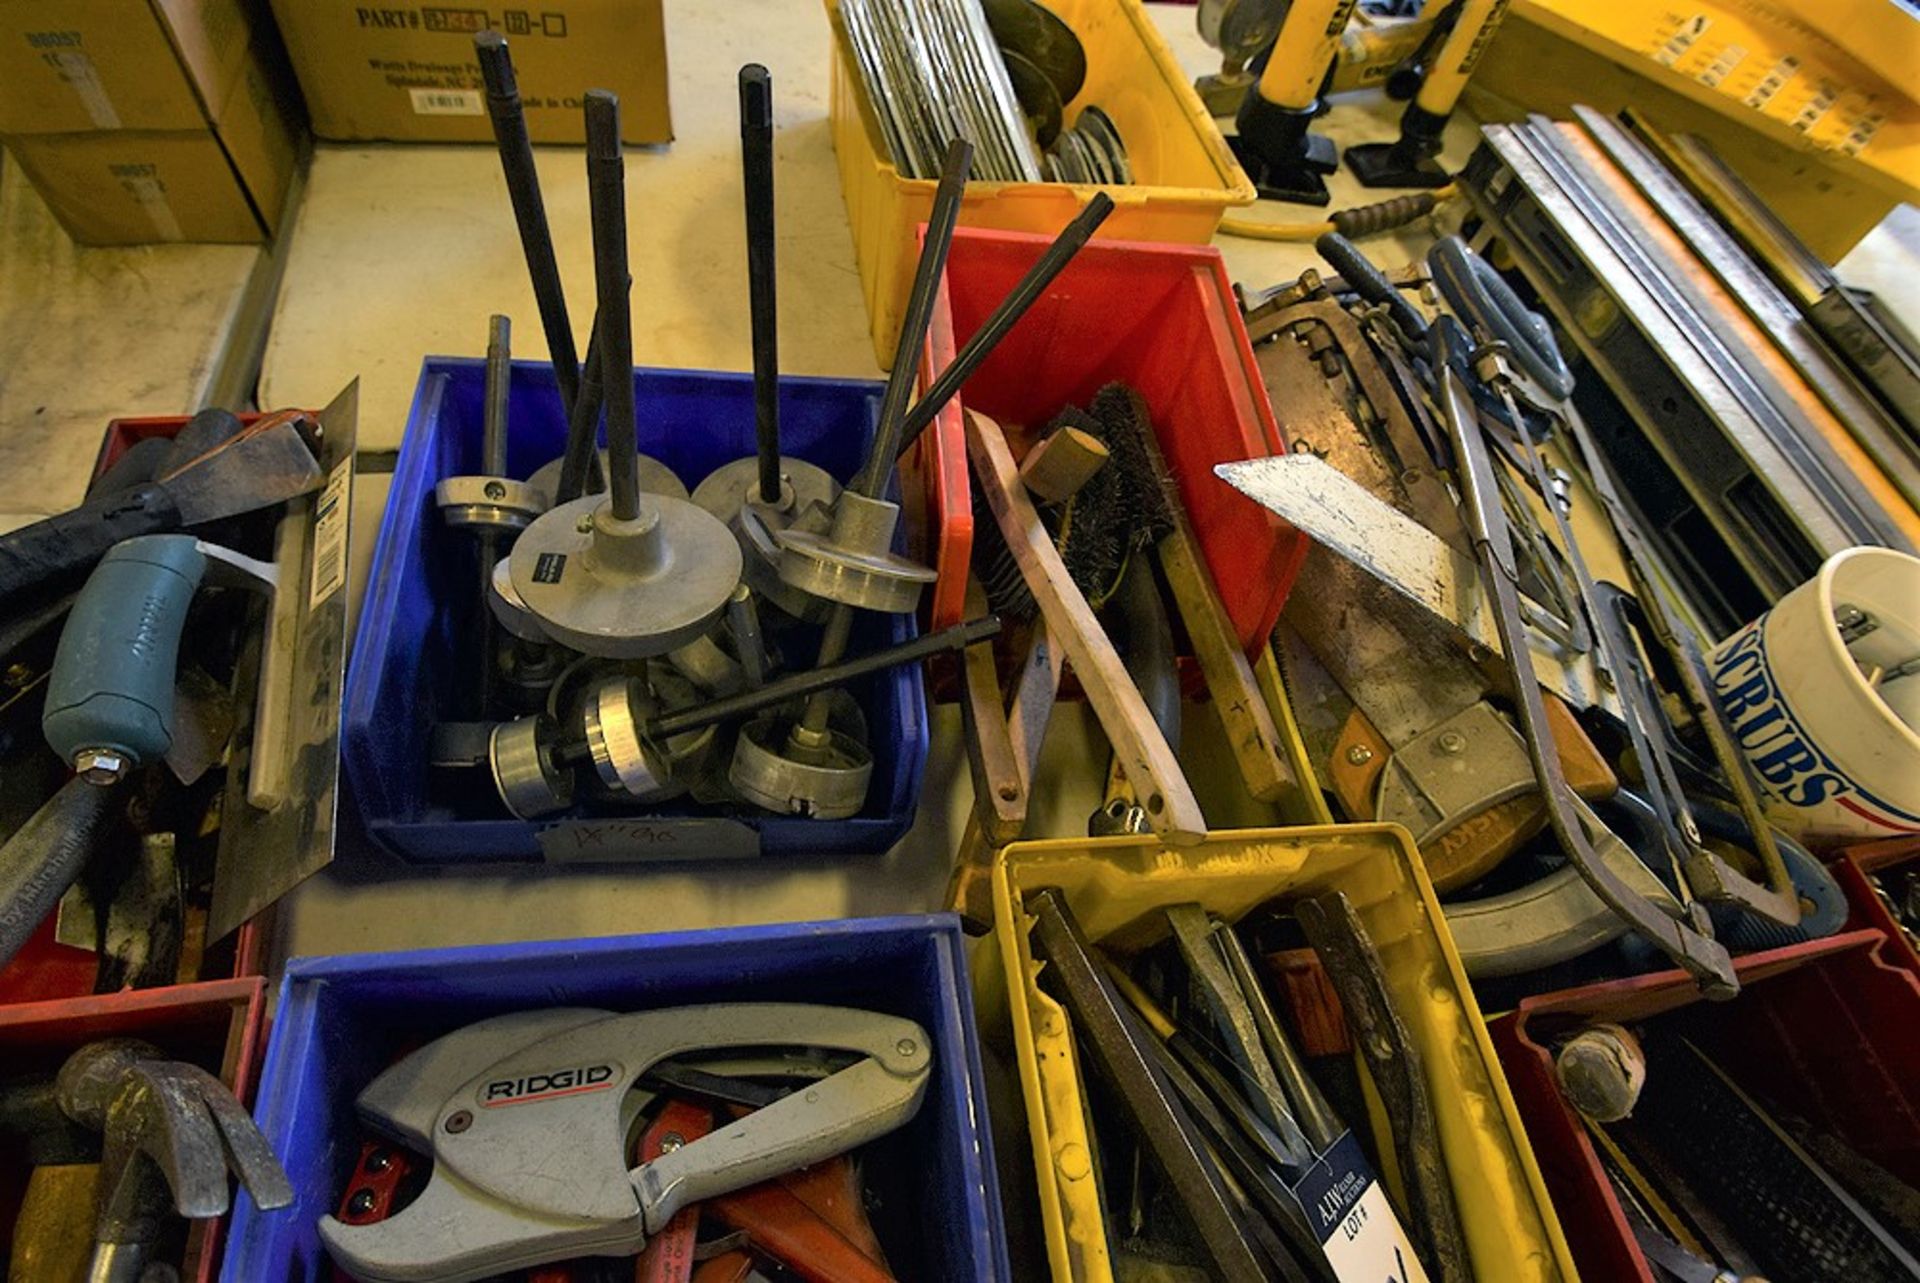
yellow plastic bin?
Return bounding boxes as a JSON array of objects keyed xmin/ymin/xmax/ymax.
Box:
[
  {"xmin": 825, "ymin": 0, "xmax": 1255, "ymax": 366},
  {"xmin": 987, "ymin": 826, "xmax": 1579, "ymax": 1282}
]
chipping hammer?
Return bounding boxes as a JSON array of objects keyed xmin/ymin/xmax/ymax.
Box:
[
  {"xmin": 61, "ymin": 1039, "xmax": 290, "ymax": 1281},
  {"xmin": 1, "ymin": 1040, "xmax": 291, "ymax": 1282}
]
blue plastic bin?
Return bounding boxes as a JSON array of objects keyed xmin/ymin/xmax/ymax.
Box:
[
  {"xmin": 343, "ymin": 358, "xmax": 929, "ymax": 861},
  {"xmin": 222, "ymin": 915, "xmax": 1010, "ymax": 1280}
]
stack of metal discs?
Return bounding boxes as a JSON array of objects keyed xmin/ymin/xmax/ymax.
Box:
[
  {"xmin": 841, "ymin": 0, "xmax": 1132, "ymax": 187},
  {"xmin": 840, "ymin": 0, "xmax": 1043, "ymax": 181},
  {"xmin": 1044, "ymin": 104, "xmax": 1131, "ymax": 184}
]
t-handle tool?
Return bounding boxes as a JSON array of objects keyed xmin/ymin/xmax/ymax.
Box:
[
  {"xmin": 318, "ymin": 1003, "xmax": 931, "ymax": 1283},
  {"xmin": 508, "ymin": 91, "xmax": 742, "ymax": 658}
]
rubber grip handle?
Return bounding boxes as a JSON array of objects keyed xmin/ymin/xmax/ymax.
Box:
[
  {"xmin": 0, "ymin": 484, "xmax": 183, "ymax": 606},
  {"xmin": 1314, "ymin": 231, "xmax": 1428, "ymax": 344},
  {"xmin": 0, "ymin": 777, "xmax": 118, "ymax": 970},
  {"xmin": 43, "ymin": 535, "xmax": 207, "ymax": 769}
]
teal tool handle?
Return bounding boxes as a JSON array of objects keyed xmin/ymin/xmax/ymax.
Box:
[{"xmin": 43, "ymin": 535, "xmax": 207, "ymax": 769}]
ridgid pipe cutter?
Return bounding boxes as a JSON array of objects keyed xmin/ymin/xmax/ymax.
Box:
[{"xmin": 318, "ymin": 1003, "xmax": 932, "ymax": 1283}]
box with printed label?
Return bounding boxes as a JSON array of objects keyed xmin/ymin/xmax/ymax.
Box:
[
  {"xmin": 3, "ymin": 45, "xmax": 300, "ymax": 244},
  {"xmin": 266, "ymin": 0, "xmax": 671, "ymax": 144},
  {"xmin": 0, "ymin": 0, "xmax": 264, "ymax": 135},
  {"xmin": 0, "ymin": 0, "xmax": 302, "ymax": 243}
]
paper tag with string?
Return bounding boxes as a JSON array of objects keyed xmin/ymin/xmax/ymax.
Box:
[{"xmin": 1289, "ymin": 1132, "xmax": 1431, "ymax": 1283}]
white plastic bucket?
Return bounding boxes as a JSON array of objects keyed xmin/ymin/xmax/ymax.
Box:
[{"xmin": 1706, "ymin": 546, "xmax": 1920, "ymax": 847}]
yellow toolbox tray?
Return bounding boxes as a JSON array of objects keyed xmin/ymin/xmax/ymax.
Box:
[
  {"xmin": 824, "ymin": 0, "xmax": 1254, "ymax": 367},
  {"xmin": 986, "ymin": 825, "xmax": 1579, "ymax": 1282}
]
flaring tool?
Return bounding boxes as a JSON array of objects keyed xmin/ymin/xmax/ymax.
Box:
[
  {"xmin": 692, "ymin": 65, "xmax": 842, "ymax": 626},
  {"xmin": 317, "ymin": 1003, "xmax": 932, "ymax": 1283},
  {"xmin": 508, "ymin": 91, "xmax": 741, "ymax": 660}
]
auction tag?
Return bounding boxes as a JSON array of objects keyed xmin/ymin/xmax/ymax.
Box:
[{"xmin": 1289, "ymin": 1133, "xmax": 1431, "ymax": 1283}]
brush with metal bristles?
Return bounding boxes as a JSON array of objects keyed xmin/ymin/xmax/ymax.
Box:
[{"xmin": 971, "ymin": 384, "xmax": 1175, "ymax": 619}]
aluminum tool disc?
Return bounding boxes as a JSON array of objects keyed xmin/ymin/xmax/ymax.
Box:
[
  {"xmin": 525, "ymin": 451, "xmax": 689, "ymax": 509},
  {"xmin": 510, "ymin": 494, "xmax": 742, "ymax": 659}
]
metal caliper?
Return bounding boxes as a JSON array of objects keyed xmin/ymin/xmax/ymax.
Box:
[{"xmin": 318, "ymin": 1002, "xmax": 932, "ymax": 1283}]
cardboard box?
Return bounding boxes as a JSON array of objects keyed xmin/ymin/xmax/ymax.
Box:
[
  {"xmin": 4, "ymin": 49, "xmax": 301, "ymax": 244},
  {"xmin": 266, "ymin": 1, "xmax": 671, "ymax": 145},
  {"xmin": 0, "ymin": 0, "xmax": 302, "ymax": 243},
  {"xmin": 0, "ymin": 0, "xmax": 259, "ymax": 135}
]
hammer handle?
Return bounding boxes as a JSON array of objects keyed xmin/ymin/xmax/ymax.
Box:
[{"xmin": 0, "ymin": 484, "xmax": 182, "ymax": 607}]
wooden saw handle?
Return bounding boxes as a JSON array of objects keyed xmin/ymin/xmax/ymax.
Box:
[{"xmin": 964, "ymin": 409, "xmax": 1205, "ymax": 844}]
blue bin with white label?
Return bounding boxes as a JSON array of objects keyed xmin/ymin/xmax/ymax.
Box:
[
  {"xmin": 220, "ymin": 915, "xmax": 1011, "ymax": 1280},
  {"xmin": 342, "ymin": 358, "xmax": 928, "ymax": 862}
]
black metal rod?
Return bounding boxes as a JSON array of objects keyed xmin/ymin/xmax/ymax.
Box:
[
  {"xmin": 853, "ymin": 139, "xmax": 973, "ymax": 498},
  {"xmin": 740, "ymin": 65, "xmax": 782, "ymax": 506},
  {"xmin": 895, "ymin": 192, "xmax": 1114, "ymax": 457},
  {"xmin": 650, "ymin": 615, "xmax": 999, "ymax": 739},
  {"xmin": 556, "ymin": 312, "xmax": 609, "ymax": 503},
  {"xmin": 476, "ymin": 32, "xmax": 581, "ymax": 416},
  {"xmin": 584, "ymin": 90, "xmax": 640, "ymax": 522},
  {"xmin": 477, "ymin": 314, "xmax": 512, "ymax": 714},
  {"xmin": 482, "ymin": 314, "xmax": 512, "ymax": 476}
]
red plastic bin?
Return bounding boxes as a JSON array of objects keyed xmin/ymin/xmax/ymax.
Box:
[
  {"xmin": 0, "ymin": 413, "xmax": 268, "ymax": 1007},
  {"xmin": 918, "ymin": 228, "xmax": 1304, "ymax": 644},
  {"xmin": 1488, "ymin": 930, "xmax": 1920, "ymax": 1282},
  {"xmin": 0, "ymin": 977, "xmax": 267, "ymax": 1283}
]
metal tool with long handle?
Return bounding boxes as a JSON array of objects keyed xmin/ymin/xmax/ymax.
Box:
[
  {"xmin": 319, "ymin": 1003, "xmax": 931, "ymax": 1283},
  {"xmin": 690, "ymin": 66, "xmax": 841, "ymax": 614},
  {"xmin": 1433, "ymin": 325, "xmax": 1737, "ymax": 994},
  {"xmin": 0, "ymin": 777, "xmax": 121, "ymax": 969},
  {"xmin": 1296, "ymin": 893, "xmax": 1472, "ymax": 1283},
  {"xmin": 728, "ymin": 141, "xmax": 970, "ymax": 817},
  {"xmin": 508, "ymin": 92, "xmax": 741, "ymax": 660},
  {"xmin": 892, "ymin": 192, "xmax": 1115, "ymax": 458},
  {"xmin": 1022, "ymin": 887, "xmax": 1274, "ymax": 1283},
  {"xmin": 475, "ymin": 31, "xmax": 581, "ymax": 418}
]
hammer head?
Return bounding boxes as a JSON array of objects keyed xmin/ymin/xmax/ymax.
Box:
[{"xmin": 51, "ymin": 1038, "xmax": 294, "ymax": 1244}]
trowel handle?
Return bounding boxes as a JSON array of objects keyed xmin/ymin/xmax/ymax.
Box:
[
  {"xmin": 0, "ymin": 484, "xmax": 183, "ymax": 606},
  {"xmin": 43, "ymin": 536, "xmax": 207, "ymax": 770}
]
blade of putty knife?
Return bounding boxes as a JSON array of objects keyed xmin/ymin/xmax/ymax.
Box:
[{"xmin": 1215, "ymin": 454, "xmax": 1613, "ymax": 713}]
